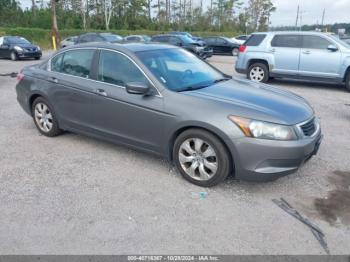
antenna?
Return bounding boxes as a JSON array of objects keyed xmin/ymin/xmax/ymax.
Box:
[
  {"xmin": 321, "ymin": 8, "xmax": 325, "ymax": 27},
  {"xmin": 295, "ymin": 5, "xmax": 299, "ymax": 29}
]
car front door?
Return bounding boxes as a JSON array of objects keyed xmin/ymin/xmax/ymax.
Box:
[
  {"xmin": 216, "ymin": 38, "xmax": 230, "ymax": 54},
  {"xmin": 299, "ymin": 35, "xmax": 342, "ymax": 78},
  {"xmin": 47, "ymin": 49, "xmax": 96, "ymax": 130},
  {"xmin": 270, "ymin": 34, "xmax": 301, "ymax": 75},
  {"xmin": 89, "ymin": 49, "xmax": 166, "ymax": 154}
]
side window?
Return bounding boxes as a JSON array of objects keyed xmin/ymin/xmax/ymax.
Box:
[
  {"xmin": 169, "ymin": 36, "xmax": 181, "ymax": 45},
  {"xmin": 302, "ymin": 36, "xmax": 332, "ymax": 50},
  {"xmin": 61, "ymin": 49, "xmax": 95, "ymax": 78},
  {"xmin": 205, "ymin": 38, "xmax": 216, "ymax": 45},
  {"xmin": 271, "ymin": 35, "xmax": 301, "ymax": 48},
  {"xmin": 0, "ymin": 37, "xmax": 3, "ymax": 45},
  {"xmin": 51, "ymin": 53, "xmax": 64, "ymax": 72},
  {"xmin": 217, "ymin": 38, "xmax": 227, "ymax": 45},
  {"xmin": 98, "ymin": 50, "xmax": 148, "ymax": 87}
]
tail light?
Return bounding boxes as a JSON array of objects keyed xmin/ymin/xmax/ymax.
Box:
[
  {"xmin": 16, "ymin": 72, "xmax": 24, "ymax": 82},
  {"xmin": 239, "ymin": 45, "xmax": 247, "ymax": 53}
]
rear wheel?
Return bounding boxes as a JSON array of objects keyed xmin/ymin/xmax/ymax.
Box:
[
  {"xmin": 346, "ymin": 71, "xmax": 350, "ymax": 92},
  {"xmin": 247, "ymin": 62, "xmax": 269, "ymax": 83},
  {"xmin": 173, "ymin": 129, "xmax": 231, "ymax": 187},
  {"xmin": 10, "ymin": 52, "xmax": 17, "ymax": 61},
  {"xmin": 232, "ymin": 47, "xmax": 239, "ymax": 56},
  {"xmin": 32, "ymin": 97, "xmax": 62, "ymax": 137}
]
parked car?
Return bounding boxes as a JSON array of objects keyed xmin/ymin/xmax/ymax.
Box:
[
  {"xmin": 75, "ymin": 33, "xmax": 123, "ymax": 44},
  {"xmin": 235, "ymin": 31, "xmax": 350, "ymax": 91},
  {"xmin": 151, "ymin": 34, "xmax": 213, "ymax": 59},
  {"xmin": 124, "ymin": 35, "xmax": 151, "ymax": 42},
  {"xmin": 203, "ymin": 36, "xmax": 241, "ymax": 56},
  {"xmin": 60, "ymin": 36, "xmax": 78, "ymax": 48},
  {"xmin": 0, "ymin": 36, "xmax": 42, "ymax": 61},
  {"xmin": 16, "ymin": 42, "xmax": 322, "ymax": 187},
  {"xmin": 231, "ymin": 35, "xmax": 250, "ymax": 45}
]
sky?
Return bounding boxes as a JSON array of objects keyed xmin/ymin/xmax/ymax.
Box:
[{"xmin": 18, "ymin": 0, "xmax": 350, "ymax": 26}]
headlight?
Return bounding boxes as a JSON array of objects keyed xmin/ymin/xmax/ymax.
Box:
[
  {"xmin": 37, "ymin": 46, "xmax": 41, "ymax": 51},
  {"xmin": 14, "ymin": 46, "xmax": 23, "ymax": 52},
  {"xmin": 194, "ymin": 46, "xmax": 203, "ymax": 52},
  {"xmin": 229, "ymin": 116, "xmax": 297, "ymax": 141}
]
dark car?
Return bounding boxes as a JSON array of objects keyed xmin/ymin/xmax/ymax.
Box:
[
  {"xmin": 203, "ymin": 36, "xmax": 240, "ymax": 56},
  {"xmin": 16, "ymin": 43, "xmax": 321, "ymax": 187},
  {"xmin": 124, "ymin": 35, "xmax": 151, "ymax": 42},
  {"xmin": 151, "ymin": 34, "xmax": 213, "ymax": 59},
  {"xmin": 75, "ymin": 33, "xmax": 123, "ymax": 44},
  {"xmin": 0, "ymin": 36, "xmax": 42, "ymax": 61}
]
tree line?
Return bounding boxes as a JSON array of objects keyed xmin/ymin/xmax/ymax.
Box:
[{"xmin": 0, "ymin": 0, "xmax": 276, "ymax": 33}]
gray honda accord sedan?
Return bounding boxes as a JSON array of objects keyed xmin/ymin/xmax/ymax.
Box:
[{"xmin": 16, "ymin": 43, "xmax": 322, "ymax": 187}]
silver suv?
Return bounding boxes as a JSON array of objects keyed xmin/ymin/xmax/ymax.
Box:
[{"xmin": 235, "ymin": 31, "xmax": 350, "ymax": 91}]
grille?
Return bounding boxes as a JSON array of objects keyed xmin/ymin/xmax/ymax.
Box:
[
  {"xmin": 25, "ymin": 48, "xmax": 36, "ymax": 52},
  {"xmin": 300, "ymin": 118, "xmax": 316, "ymax": 136}
]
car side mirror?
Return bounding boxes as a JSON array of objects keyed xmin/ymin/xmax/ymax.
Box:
[
  {"xmin": 126, "ymin": 82, "xmax": 150, "ymax": 95},
  {"xmin": 327, "ymin": 45, "xmax": 338, "ymax": 52}
]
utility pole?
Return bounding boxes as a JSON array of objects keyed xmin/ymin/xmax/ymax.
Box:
[
  {"xmin": 51, "ymin": 0, "xmax": 59, "ymax": 50},
  {"xmin": 295, "ymin": 5, "xmax": 299, "ymax": 30}
]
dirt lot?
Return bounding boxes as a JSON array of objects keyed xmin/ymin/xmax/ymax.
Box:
[{"xmin": 0, "ymin": 52, "xmax": 349, "ymax": 254}]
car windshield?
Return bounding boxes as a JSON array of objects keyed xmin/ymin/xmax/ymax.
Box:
[
  {"xmin": 179, "ymin": 35, "xmax": 196, "ymax": 44},
  {"xmin": 7, "ymin": 37, "xmax": 30, "ymax": 44},
  {"xmin": 136, "ymin": 48, "xmax": 228, "ymax": 92},
  {"xmin": 103, "ymin": 34, "xmax": 123, "ymax": 42},
  {"xmin": 142, "ymin": 35, "xmax": 151, "ymax": 41}
]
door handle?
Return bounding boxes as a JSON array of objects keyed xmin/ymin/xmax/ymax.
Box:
[
  {"xmin": 47, "ymin": 77, "xmax": 58, "ymax": 83},
  {"xmin": 303, "ymin": 50, "xmax": 311, "ymax": 55},
  {"xmin": 95, "ymin": 88, "xmax": 107, "ymax": 96}
]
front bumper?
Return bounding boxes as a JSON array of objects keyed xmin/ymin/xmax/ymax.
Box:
[
  {"xmin": 226, "ymin": 130, "xmax": 323, "ymax": 182},
  {"xmin": 198, "ymin": 48, "xmax": 213, "ymax": 59},
  {"xmin": 17, "ymin": 50, "xmax": 42, "ymax": 58}
]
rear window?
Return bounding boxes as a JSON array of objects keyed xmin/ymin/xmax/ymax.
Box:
[
  {"xmin": 245, "ymin": 34, "xmax": 266, "ymax": 46},
  {"xmin": 271, "ymin": 35, "xmax": 302, "ymax": 48}
]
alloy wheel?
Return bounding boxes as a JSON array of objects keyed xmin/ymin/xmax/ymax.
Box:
[
  {"xmin": 178, "ymin": 138, "xmax": 218, "ymax": 181},
  {"xmin": 249, "ymin": 66, "xmax": 265, "ymax": 82},
  {"xmin": 34, "ymin": 102, "xmax": 53, "ymax": 132}
]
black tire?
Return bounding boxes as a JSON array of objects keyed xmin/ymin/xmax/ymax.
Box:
[
  {"xmin": 10, "ymin": 51, "xmax": 18, "ymax": 61},
  {"xmin": 346, "ymin": 71, "xmax": 350, "ymax": 92},
  {"xmin": 35, "ymin": 56, "xmax": 41, "ymax": 60},
  {"xmin": 247, "ymin": 62, "xmax": 269, "ymax": 83},
  {"xmin": 31, "ymin": 97, "xmax": 62, "ymax": 137},
  {"xmin": 173, "ymin": 129, "xmax": 232, "ymax": 187},
  {"xmin": 232, "ymin": 47, "xmax": 239, "ymax": 56}
]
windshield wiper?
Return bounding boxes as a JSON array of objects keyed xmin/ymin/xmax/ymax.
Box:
[{"xmin": 177, "ymin": 84, "xmax": 211, "ymax": 92}]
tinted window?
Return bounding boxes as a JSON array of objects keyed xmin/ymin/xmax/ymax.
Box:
[
  {"xmin": 245, "ymin": 34, "xmax": 266, "ymax": 46},
  {"xmin": 51, "ymin": 53, "xmax": 64, "ymax": 72},
  {"xmin": 126, "ymin": 36, "xmax": 139, "ymax": 41},
  {"xmin": 60, "ymin": 49, "xmax": 95, "ymax": 78},
  {"xmin": 152, "ymin": 36, "xmax": 169, "ymax": 42},
  {"xmin": 237, "ymin": 35, "xmax": 248, "ymax": 40},
  {"xmin": 205, "ymin": 38, "xmax": 216, "ymax": 45},
  {"xmin": 302, "ymin": 36, "xmax": 332, "ymax": 49},
  {"xmin": 169, "ymin": 36, "xmax": 181, "ymax": 45},
  {"xmin": 6, "ymin": 36, "xmax": 31, "ymax": 44},
  {"xmin": 217, "ymin": 38, "xmax": 227, "ymax": 45},
  {"xmin": 98, "ymin": 50, "xmax": 147, "ymax": 87},
  {"xmin": 271, "ymin": 35, "xmax": 301, "ymax": 48}
]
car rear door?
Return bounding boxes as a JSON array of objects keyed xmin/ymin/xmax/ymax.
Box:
[
  {"xmin": 270, "ymin": 34, "xmax": 302, "ymax": 75},
  {"xmin": 299, "ymin": 35, "xmax": 342, "ymax": 78},
  {"xmin": 216, "ymin": 38, "xmax": 231, "ymax": 54},
  {"xmin": 89, "ymin": 49, "xmax": 166, "ymax": 153},
  {"xmin": 47, "ymin": 49, "xmax": 97, "ymax": 130},
  {"xmin": 0, "ymin": 37, "xmax": 10, "ymax": 58}
]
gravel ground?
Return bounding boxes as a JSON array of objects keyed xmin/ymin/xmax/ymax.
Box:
[{"xmin": 0, "ymin": 52, "xmax": 349, "ymax": 255}]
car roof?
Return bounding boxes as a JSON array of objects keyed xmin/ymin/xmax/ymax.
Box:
[
  {"xmin": 63, "ymin": 42, "xmax": 177, "ymax": 53},
  {"xmin": 252, "ymin": 31, "xmax": 334, "ymax": 36}
]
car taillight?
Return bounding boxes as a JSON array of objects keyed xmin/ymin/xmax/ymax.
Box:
[
  {"xmin": 16, "ymin": 72, "xmax": 24, "ymax": 82},
  {"xmin": 239, "ymin": 45, "xmax": 246, "ymax": 53}
]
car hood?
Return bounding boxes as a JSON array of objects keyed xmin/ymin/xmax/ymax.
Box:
[{"xmin": 183, "ymin": 78, "xmax": 314, "ymax": 125}]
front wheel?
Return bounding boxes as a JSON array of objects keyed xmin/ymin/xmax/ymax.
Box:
[
  {"xmin": 346, "ymin": 71, "xmax": 350, "ymax": 92},
  {"xmin": 247, "ymin": 62, "xmax": 269, "ymax": 83},
  {"xmin": 232, "ymin": 47, "xmax": 239, "ymax": 56},
  {"xmin": 35, "ymin": 56, "xmax": 41, "ymax": 60},
  {"xmin": 173, "ymin": 129, "xmax": 232, "ymax": 187},
  {"xmin": 10, "ymin": 52, "xmax": 18, "ymax": 61}
]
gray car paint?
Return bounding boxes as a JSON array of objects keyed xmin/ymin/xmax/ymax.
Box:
[{"xmin": 16, "ymin": 42, "xmax": 322, "ymax": 182}]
